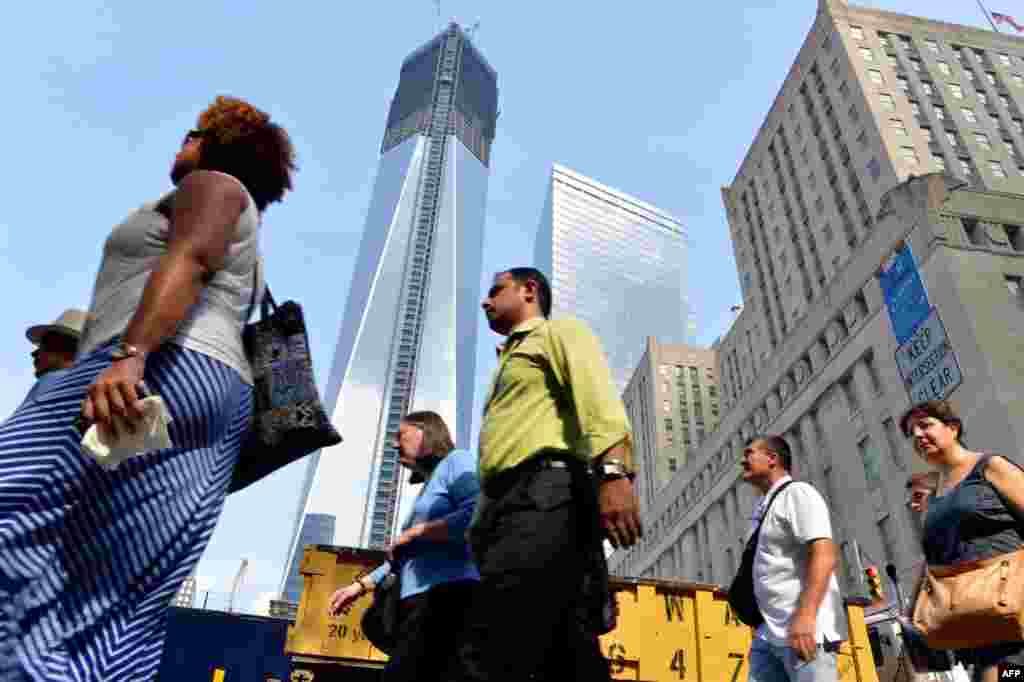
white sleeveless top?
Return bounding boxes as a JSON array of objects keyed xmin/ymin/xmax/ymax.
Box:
[{"xmin": 78, "ymin": 172, "xmax": 263, "ymax": 384}]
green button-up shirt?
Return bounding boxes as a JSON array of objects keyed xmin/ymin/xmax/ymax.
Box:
[{"xmin": 478, "ymin": 316, "xmax": 633, "ymax": 483}]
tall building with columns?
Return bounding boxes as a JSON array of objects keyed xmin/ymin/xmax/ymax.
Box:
[
  {"xmin": 611, "ymin": 173, "xmax": 1024, "ymax": 595},
  {"xmin": 609, "ymin": 0, "xmax": 1024, "ymax": 595}
]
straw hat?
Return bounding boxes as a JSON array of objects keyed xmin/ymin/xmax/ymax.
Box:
[{"xmin": 26, "ymin": 309, "xmax": 90, "ymax": 344}]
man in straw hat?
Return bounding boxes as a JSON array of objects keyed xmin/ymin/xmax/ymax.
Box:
[{"xmin": 26, "ymin": 308, "xmax": 88, "ymax": 379}]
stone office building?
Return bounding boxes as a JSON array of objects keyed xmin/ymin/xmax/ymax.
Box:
[{"xmin": 610, "ymin": 174, "xmax": 1024, "ymax": 597}]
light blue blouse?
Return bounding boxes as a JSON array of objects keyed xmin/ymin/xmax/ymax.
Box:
[{"xmin": 365, "ymin": 449, "xmax": 480, "ymax": 598}]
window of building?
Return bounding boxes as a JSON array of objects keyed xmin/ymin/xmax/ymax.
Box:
[
  {"xmin": 859, "ymin": 47, "xmax": 874, "ymax": 62},
  {"xmin": 990, "ymin": 160, "xmax": 1007, "ymax": 178},
  {"xmin": 925, "ymin": 39, "xmax": 940, "ymax": 54},
  {"xmin": 1006, "ymin": 274, "xmax": 1023, "ymax": 300},
  {"xmin": 880, "ymin": 93, "xmax": 896, "ymax": 111},
  {"xmin": 896, "ymin": 75, "xmax": 909, "ymax": 91},
  {"xmin": 867, "ymin": 156, "xmax": 881, "ymax": 180},
  {"xmin": 891, "ymin": 118, "xmax": 908, "ymax": 136},
  {"xmin": 850, "ymin": 25, "xmax": 864, "ymax": 40},
  {"xmin": 1000, "ymin": 54, "xmax": 1012, "ymax": 67},
  {"xmin": 962, "ymin": 107, "xmax": 978, "ymax": 123},
  {"xmin": 1007, "ymin": 225, "xmax": 1024, "ymax": 252},
  {"xmin": 975, "ymin": 132, "xmax": 992, "ymax": 150},
  {"xmin": 950, "ymin": 84, "xmax": 964, "ymax": 99},
  {"xmin": 900, "ymin": 146, "xmax": 919, "ymax": 164},
  {"xmin": 934, "ymin": 104, "xmax": 947, "ymax": 120},
  {"xmin": 937, "ymin": 62, "xmax": 952, "ymax": 77}
]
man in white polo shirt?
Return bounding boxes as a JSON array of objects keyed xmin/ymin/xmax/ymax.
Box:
[{"xmin": 741, "ymin": 435, "xmax": 847, "ymax": 682}]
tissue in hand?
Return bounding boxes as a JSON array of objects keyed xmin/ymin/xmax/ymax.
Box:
[{"xmin": 81, "ymin": 395, "xmax": 173, "ymax": 470}]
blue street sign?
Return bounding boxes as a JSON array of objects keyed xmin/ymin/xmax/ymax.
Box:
[{"xmin": 878, "ymin": 244, "xmax": 930, "ymax": 344}]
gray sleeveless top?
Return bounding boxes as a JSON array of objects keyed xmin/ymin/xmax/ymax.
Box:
[
  {"xmin": 923, "ymin": 454, "xmax": 1024, "ymax": 565},
  {"xmin": 78, "ymin": 171, "xmax": 262, "ymax": 384}
]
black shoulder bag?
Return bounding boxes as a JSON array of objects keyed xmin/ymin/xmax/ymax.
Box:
[
  {"xmin": 228, "ymin": 262, "xmax": 343, "ymax": 493},
  {"xmin": 361, "ymin": 570, "xmax": 401, "ymax": 654},
  {"xmin": 727, "ymin": 481, "xmax": 794, "ymax": 627}
]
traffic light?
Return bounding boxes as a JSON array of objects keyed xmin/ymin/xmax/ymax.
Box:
[{"xmin": 865, "ymin": 565, "xmax": 884, "ymax": 601}]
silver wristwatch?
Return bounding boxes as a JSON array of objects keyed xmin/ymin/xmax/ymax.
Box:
[{"xmin": 595, "ymin": 459, "xmax": 635, "ymax": 483}]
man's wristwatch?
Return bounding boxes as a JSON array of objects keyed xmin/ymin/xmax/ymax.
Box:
[
  {"xmin": 110, "ymin": 342, "xmax": 146, "ymax": 362},
  {"xmin": 595, "ymin": 458, "xmax": 635, "ymax": 483}
]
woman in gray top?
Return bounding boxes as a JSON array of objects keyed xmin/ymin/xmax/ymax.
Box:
[
  {"xmin": 902, "ymin": 400, "xmax": 1024, "ymax": 682},
  {"xmin": 0, "ymin": 96, "xmax": 295, "ymax": 682}
]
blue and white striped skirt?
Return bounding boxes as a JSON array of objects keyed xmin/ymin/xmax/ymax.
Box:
[{"xmin": 0, "ymin": 341, "xmax": 253, "ymax": 682}]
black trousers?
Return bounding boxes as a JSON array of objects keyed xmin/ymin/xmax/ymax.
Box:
[
  {"xmin": 383, "ymin": 579, "xmax": 476, "ymax": 682},
  {"xmin": 447, "ymin": 458, "xmax": 612, "ymax": 682}
]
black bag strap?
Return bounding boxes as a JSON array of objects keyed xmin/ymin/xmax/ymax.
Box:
[
  {"xmin": 746, "ymin": 480, "xmax": 796, "ymax": 550},
  {"xmin": 244, "ymin": 258, "xmax": 275, "ymax": 323}
]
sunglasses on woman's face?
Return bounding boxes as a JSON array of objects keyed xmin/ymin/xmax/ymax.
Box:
[{"xmin": 182, "ymin": 129, "xmax": 206, "ymax": 146}]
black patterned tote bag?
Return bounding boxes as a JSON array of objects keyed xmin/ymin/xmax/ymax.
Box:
[{"xmin": 229, "ymin": 274, "xmax": 342, "ymax": 493}]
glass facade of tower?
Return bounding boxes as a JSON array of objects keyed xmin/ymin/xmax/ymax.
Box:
[
  {"xmin": 282, "ymin": 513, "xmax": 336, "ymax": 604},
  {"xmin": 281, "ymin": 23, "xmax": 497, "ymax": 583},
  {"xmin": 535, "ymin": 165, "xmax": 690, "ymax": 388}
]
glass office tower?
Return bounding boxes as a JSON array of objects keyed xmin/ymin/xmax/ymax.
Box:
[
  {"xmin": 280, "ymin": 23, "xmax": 497, "ymax": 589},
  {"xmin": 281, "ymin": 513, "xmax": 336, "ymax": 604},
  {"xmin": 535, "ymin": 164, "xmax": 690, "ymax": 388}
]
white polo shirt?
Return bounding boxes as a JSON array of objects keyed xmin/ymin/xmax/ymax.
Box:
[{"xmin": 748, "ymin": 475, "xmax": 848, "ymax": 645}]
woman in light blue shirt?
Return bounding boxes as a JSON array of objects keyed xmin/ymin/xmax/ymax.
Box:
[{"xmin": 328, "ymin": 410, "xmax": 479, "ymax": 681}]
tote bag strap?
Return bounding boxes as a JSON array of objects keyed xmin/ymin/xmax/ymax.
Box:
[{"xmin": 245, "ymin": 259, "xmax": 262, "ymax": 322}]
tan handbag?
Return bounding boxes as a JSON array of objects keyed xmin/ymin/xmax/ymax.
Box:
[{"xmin": 912, "ymin": 548, "xmax": 1024, "ymax": 649}]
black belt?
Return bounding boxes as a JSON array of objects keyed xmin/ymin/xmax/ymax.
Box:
[{"xmin": 483, "ymin": 452, "xmax": 577, "ymax": 499}]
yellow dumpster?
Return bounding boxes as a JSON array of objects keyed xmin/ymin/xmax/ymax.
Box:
[
  {"xmin": 286, "ymin": 546, "xmax": 878, "ymax": 682},
  {"xmin": 599, "ymin": 577, "xmax": 878, "ymax": 682}
]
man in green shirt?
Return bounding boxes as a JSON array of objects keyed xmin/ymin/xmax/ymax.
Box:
[{"xmin": 451, "ymin": 267, "xmax": 642, "ymax": 681}]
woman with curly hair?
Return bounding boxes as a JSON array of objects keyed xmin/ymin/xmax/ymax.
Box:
[{"xmin": 0, "ymin": 96, "xmax": 295, "ymax": 681}]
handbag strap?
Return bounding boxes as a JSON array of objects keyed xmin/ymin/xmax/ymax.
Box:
[
  {"xmin": 244, "ymin": 258, "xmax": 275, "ymax": 323},
  {"xmin": 747, "ymin": 480, "xmax": 795, "ymax": 550}
]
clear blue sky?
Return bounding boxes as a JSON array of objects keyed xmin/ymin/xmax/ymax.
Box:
[{"xmin": 0, "ymin": 0, "xmax": 998, "ymax": 612}]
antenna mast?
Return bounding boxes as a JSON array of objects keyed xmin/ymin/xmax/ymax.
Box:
[{"xmin": 227, "ymin": 558, "xmax": 248, "ymax": 614}]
